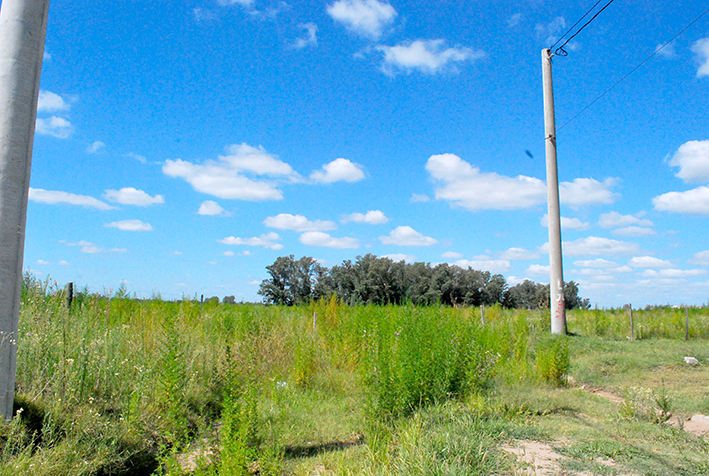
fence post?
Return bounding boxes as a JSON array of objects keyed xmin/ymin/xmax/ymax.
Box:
[
  {"xmin": 480, "ymin": 305, "xmax": 485, "ymax": 326},
  {"xmin": 65, "ymin": 282, "xmax": 73, "ymax": 311}
]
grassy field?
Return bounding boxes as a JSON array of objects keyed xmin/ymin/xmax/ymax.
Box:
[{"xmin": 1, "ymin": 278, "xmax": 708, "ymax": 475}]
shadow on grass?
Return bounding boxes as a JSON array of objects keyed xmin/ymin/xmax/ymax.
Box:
[{"xmin": 283, "ymin": 434, "xmax": 365, "ymax": 459}]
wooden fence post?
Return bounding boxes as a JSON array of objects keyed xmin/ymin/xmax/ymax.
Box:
[
  {"xmin": 480, "ymin": 305, "xmax": 485, "ymax": 326},
  {"xmin": 64, "ymin": 282, "xmax": 73, "ymax": 311}
]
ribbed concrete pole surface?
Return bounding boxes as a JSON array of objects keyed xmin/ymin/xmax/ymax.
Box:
[
  {"xmin": 0, "ymin": 0, "xmax": 50, "ymax": 419},
  {"xmin": 541, "ymin": 49, "xmax": 566, "ymax": 335}
]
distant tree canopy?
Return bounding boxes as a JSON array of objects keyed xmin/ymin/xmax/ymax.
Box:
[{"xmin": 258, "ymin": 254, "xmax": 590, "ymax": 310}]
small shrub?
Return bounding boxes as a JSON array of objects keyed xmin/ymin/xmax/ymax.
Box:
[{"xmin": 535, "ymin": 335, "xmax": 570, "ymax": 386}]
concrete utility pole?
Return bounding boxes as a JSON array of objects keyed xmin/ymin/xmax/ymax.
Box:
[
  {"xmin": 541, "ymin": 49, "xmax": 566, "ymax": 335},
  {"xmin": 0, "ymin": 0, "xmax": 51, "ymax": 419}
]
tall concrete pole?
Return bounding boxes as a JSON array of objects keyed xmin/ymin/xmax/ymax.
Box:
[
  {"xmin": 541, "ymin": 49, "xmax": 566, "ymax": 335},
  {"xmin": 0, "ymin": 0, "xmax": 51, "ymax": 419}
]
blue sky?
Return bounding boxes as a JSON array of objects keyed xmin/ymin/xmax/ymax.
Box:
[{"xmin": 19, "ymin": 0, "xmax": 709, "ymax": 307}]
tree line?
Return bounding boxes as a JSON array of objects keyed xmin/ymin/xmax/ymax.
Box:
[{"xmin": 258, "ymin": 254, "xmax": 590, "ymax": 310}]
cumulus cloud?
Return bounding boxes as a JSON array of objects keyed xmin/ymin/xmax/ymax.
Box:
[
  {"xmin": 163, "ymin": 143, "xmax": 298, "ymax": 201},
  {"xmin": 36, "ymin": 116, "xmax": 73, "ymax": 138},
  {"xmin": 611, "ymin": 226, "xmax": 656, "ymax": 237},
  {"xmin": 104, "ymin": 187, "xmax": 164, "ymax": 206},
  {"xmin": 217, "ymin": 0, "xmax": 254, "ymax": 6},
  {"xmin": 442, "ymin": 251, "xmax": 463, "ymax": 259},
  {"xmin": 574, "ymin": 258, "xmax": 622, "ymax": 268},
  {"xmin": 536, "ymin": 17, "xmax": 566, "ymax": 45},
  {"xmin": 218, "ymin": 232, "xmax": 283, "ymax": 250},
  {"xmin": 410, "ymin": 193, "xmax": 430, "ymax": 202},
  {"xmin": 264, "ymin": 213, "xmax": 337, "ymax": 232},
  {"xmin": 500, "ymin": 247, "xmax": 540, "ymax": 260},
  {"xmin": 327, "ymin": 0, "xmax": 396, "ymax": 40},
  {"xmin": 669, "ymin": 140, "xmax": 709, "ymax": 183},
  {"xmin": 689, "ymin": 250, "xmax": 709, "ymax": 266},
  {"xmin": 63, "ymin": 240, "xmax": 125, "ymax": 254},
  {"xmin": 541, "ymin": 214, "xmax": 590, "ymax": 230},
  {"xmin": 426, "ymin": 153, "xmax": 546, "ymax": 210},
  {"xmin": 293, "ymin": 23, "xmax": 318, "ymax": 49},
  {"xmin": 527, "ymin": 264, "xmax": 550, "ymax": 276},
  {"xmin": 198, "ymin": 200, "xmax": 230, "ymax": 216},
  {"xmin": 653, "ymin": 186, "xmax": 709, "ymax": 215},
  {"xmin": 37, "ymin": 90, "xmax": 69, "ymax": 112},
  {"xmin": 559, "ymin": 178, "xmax": 620, "ymax": 206},
  {"xmin": 378, "ymin": 40, "xmax": 484, "ymax": 76},
  {"xmin": 29, "ymin": 188, "xmax": 115, "ymax": 210},
  {"xmin": 554, "ymin": 236, "xmax": 641, "ymax": 257},
  {"xmin": 104, "ymin": 219, "xmax": 153, "ymax": 232},
  {"xmin": 692, "ymin": 36, "xmax": 709, "ymax": 77},
  {"xmin": 383, "ymin": 253, "xmax": 415, "ymax": 263},
  {"xmin": 640, "ymin": 269, "xmax": 706, "ymax": 278},
  {"xmin": 310, "ymin": 158, "xmax": 365, "ymax": 183},
  {"xmin": 87, "ymin": 141, "xmax": 105, "ymax": 154},
  {"xmin": 598, "ymin": 211, "xmax": 653, "ymax": 228},
  {"xmin": 300, "ymin": 232, "xmax": 359, "ymax": 249},
  {"xmin": 380, "ymin": 226, "xmax": 438, "ymax": 246},
  {"xmin": 628, "ymin": 256, "xmax": 673, "ymax": 268},
  {"xmin": 455, "ymin": 257, "xmax": 510, "ymax": 273},
  {"xmin": 341, "ymin": 210, "xmax": 388, "ymax": 224},
  {"xmin": 655, "ymin": 42, "xmax": 676, "ymax": 58}
]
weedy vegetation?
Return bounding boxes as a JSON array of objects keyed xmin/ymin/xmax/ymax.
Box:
[{"xmin": 1, "ymin": 275, "xmax": 708, "ymax": 475}]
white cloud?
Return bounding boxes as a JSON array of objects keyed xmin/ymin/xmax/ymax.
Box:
[
  {"xmin": 29, "ymin": 188, "xmax": 115, "ymax": 210},
  {"xmin": 87, "ymin": 141, "xmax": 105, "ymax": 154},
  {"xmin": 640, "ymin": 269, "xmax": 706, "ymax": 278},
  {"xmin": 689, "ymin": 250, "xmax": 709, "ymax": 266},
  {"xmin": 541, "ymin": 214, "xmax": 590, "ymax": 230},
  {"xmin": 410, "ymin": 193, "xmax": 430, "ymax": 202},
  {"xmin": 300, "ymin": 232, "xmax": 360, "ymax": 249},
  {"xmin": 327, "ymin": 0, "xmax": 396, "ymax": 40},
  {"xmin": 163, "ymin": 143, "xmax": 298, "ymax": 201},
  {"xmin": 37, "ymin": 90, "xmax": 69, "ymax": 112},
  {"xmin": 293, "ymin": 23, "xmax": 318, "ymax": 49},
  {"xmin": 500, "ymin": 247, "xmax": 540, "ymax": 260},
  {"xmin": 508, "ymin": 13, "xmax": 523, "ymax": 28},
  {"xmin": 653, "ymin": 186, "xmax": 709, "ymax": 215},
  {"xmin": 193, "ymin": 7, "xmax": 217, "ymax": 21},
  {"xmin": 217, "ymin": 0, "xmax": 254, "ymax": 6},
  {"xmin": 536, "ymin": 17, "xmax": 566, "ymax": 45},
  {"xmin": 611, "ymin": 226, "xmax": 656, "ymax": 237},
  {"xmin": 383, "ymin": 253, "xmax": 415, "ymax": 263},
  {"xmin": 628, "ymin": 256, "xmax": 673, "ymax": 268},
  {"xmin": 264, "ymin": 213, "xmax": 337, "ymax": 232},
  {"xmin": 218, "ymin": 232, "xmax": 283, "ymax": 250},
  {"xmin": 310, "ymin": 158, "xmax": 365, "ymax": 183},
  {"xmin": 655, "ymin": 42, "xmax": 675, "ymax": 58},
  {"xmin": 37, "ymin": 259, "xmax": 50, "ymax": 265},
  {"xmin": 441, "ymin": 251, "xmax": 463, "ymax": 259},
  {"xmin": 104, "ymin": 187, "xmax": 164, "ymax": 206},
  {"xmin": 341, "ymin": 210, "xmax": 388, "ymax": 224},
  {"xmin": 527, "ymin": 264, "xmax": 550, "ymax": 276},
  {"xmin": 104, "ymin": 219, "xmax": 153, "ymax": 232},
  {"xmin": 555, "ymin": 236, "xmax": 641, "ymax": 257},
  {"xmin": 574, "ymin": 259, "xmax": 622, "ymax": 268},
  {"xmin": 58, "ymin": 260, "xmax": 69, "ymax": 266},
  {"xmin": 380, "ymin": 226, "xmax": 438, "ymax": 246},
  {"xmin": 692, "ymin": 36, "xmax": 709, "ymax": 78},
  {"xmin": 559, "ymin": 178, "xmax": 620, "ymax": 206},
  {"xmin": 224, "ymin": 251, "xmax": 235, "ymax": 257},
  {"xmin": 426, "ymin": 153, "xmax": 546, "ymax": 210},
  {"xmin": 455, "ymin": 257, "xmax": 510, "ymax": 273},
  {"xmin": 36, "ymin": 116, "xmax": 73, "ymax": 138},
  {"xmin": 598, "ymin": 211, "xmax": 653, "ymax": 228},
  {"xmin": 63, "ymin": 240, "xmax": 104, "ymax": 254},
  {"xmin": 198, "ymin": 200, "xmax": 230, "ymax": 216},
  {"xmin": 126, "ymin": 152, "xmax": 147, "ymax": 164},
  {"xmin": 669, "ymin": 140, "xmax": 709, "ymax": 183},
  {"xmin": 378, "ymin": 40, "xmax": 484, "ymax": 76}
]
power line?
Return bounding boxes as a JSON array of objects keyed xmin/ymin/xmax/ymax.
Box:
[
  {"xmin": 558, "ymin": 6, "xmax": 709, "ymax": 131},
  {"xmin": 549, "ymin": 0, "xmax": 605, "ymax": 52},
  {"xmin": 553, "ymin": 0, "xmax": 617, "ymax": 56}
]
